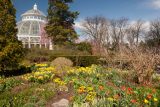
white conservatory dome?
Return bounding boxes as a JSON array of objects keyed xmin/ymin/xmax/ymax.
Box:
[{"xmin": 17, "ymin": 4, "xmax": 53, "ymax": 50}]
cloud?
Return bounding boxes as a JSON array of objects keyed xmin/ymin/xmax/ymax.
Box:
[
  {"xmin": 143, "ymin": 21, "xmax": 150, "ymax": 31},
  {"xmin": 74, "ymin": 20, "xmax": 84, "ymax": 29},
  {"xmin": 148, "ymin": 0, "xmax": 160, "ymax": 9},
  {"xmin": 130, "ymin": 20, "xmax": 150, "ymax": 30}
]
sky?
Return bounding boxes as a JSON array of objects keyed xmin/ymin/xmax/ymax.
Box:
[
  {"xmin": 13, "ymin": 0, "xmax": 160, "ymax": 22},
  {"xmin": 13, "ymin": 0, "xmax": 160, "ymax": 37}
]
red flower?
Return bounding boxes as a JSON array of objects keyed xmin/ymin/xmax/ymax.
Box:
[
  {"xmin": 131, "ymin": 99, "xmax": 137, "ymax": 103},
  {"xmin": 147, "ymin": 94, "xmax": 152, "ymax": 99},
  {"xmin": 126, "ymin": 87, "xmax": 133, "ymax": 94},
  {"xmin": 128, "ymin": 87, "xmax": 132, "ymax": 91}
]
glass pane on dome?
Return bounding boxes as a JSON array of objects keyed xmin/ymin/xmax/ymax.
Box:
[
  {"xmin": 30, "ymin": 21, "xmax": 39, "ymax": 36},
  {"xmin": 19, "ymin": 21, "xmax": 31, "ymax": 35}
]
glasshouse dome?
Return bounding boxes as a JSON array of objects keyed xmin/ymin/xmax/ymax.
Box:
[{"xmin": 17, "ymin": 4, "xmax": 53, "ymax": 50}]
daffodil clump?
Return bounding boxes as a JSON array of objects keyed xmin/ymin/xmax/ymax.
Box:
[
  {"xmin": 142, "ymin": 93, "xmax": 159, "ymax": 106},
  {"xmin": 34, "ymin": 63, "xmax": 48, "ymax": 68},
  {"xmin": 53, "ymin": 78, "xmax": 68, "ymax": 92},
  {"xmin": 22, "ymin": 64, "xmax": 55, "ymax": 83},
  {"xmin": 53, "ymin": 78, "xmax": 66, "ymax": 86},
  {"xmin": 67, "ymin": 65, "xmax": 99, "ymax": 75},
  {"xmin": 73, "ymin": 85, "xmax": 97, "ymax": 102}
]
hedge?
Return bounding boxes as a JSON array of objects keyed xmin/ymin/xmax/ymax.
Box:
[
  {"xmin": 26, "ymin": 55, "xmax": 100, "ymax": 67},
  {"xmin": 49, "ymin": 55, "xmax": 100, "ymax": 67}
]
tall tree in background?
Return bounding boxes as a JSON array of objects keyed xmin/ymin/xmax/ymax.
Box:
[
  {"xmin": 146, "ymin": 18, "xmax": 160, "ymax": 52},
  {"xmin": 45, "ymin": 0, "xmax": 79, "ymax": 46},
  {"xmin": 0, "ymin": 0, "xmax": 24, "ymax": 72},
  {"xmin": 110, "ymin": 18, "xmax": 128, "ymax": 51},
  {"xmin": 126, "ymin": 20, "xmax": 144, "ymax": 47},
  {"xmin": 82, "ymin": 16, "xmax": 110, "ymax": 55}
]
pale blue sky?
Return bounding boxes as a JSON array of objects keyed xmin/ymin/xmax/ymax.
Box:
[
  {"xmin": 12, "ymin": 0, "xmax": 160, "ymax": 40},
  {"xmin": 13, "ymin": 0, "xmax": 160, "ymax": 22}
]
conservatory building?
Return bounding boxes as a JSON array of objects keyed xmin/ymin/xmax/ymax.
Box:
[{"xmin": 17, "ymin": 4, "xmax": 53, "ymax": 50}]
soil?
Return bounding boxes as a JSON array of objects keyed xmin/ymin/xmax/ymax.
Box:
[
  {"xmin": 11, "ymin": 83, "xmax": 29, "ymax": 94},
  {"xmin": 11, "ymin": 78, "xmax": 29, "ymax": 94},
  {"xmin": 46, "ymin": 83, "xmax": 74, "ymax": 107}
]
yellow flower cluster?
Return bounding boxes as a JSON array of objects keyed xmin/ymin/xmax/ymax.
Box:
[
  {"xmin": 86, "ymin": 91, "xmax": 96, "ymax": 102},
  {"xmin": 107, "ymin": 97, "xmax": 114, "ymax": 101},
  {"xmin": 33, "ymin": 67, "xmax": 55, "ymax": 78},
  {"xmin": 22, "ymin": 66, "xmax": 55, "ymax": 83},
  {"xmin": 68, "ymin": 65, "xmax": 98, "ymax": 74},
  {"xmin": 53, "ymin": 78, "xmax": 66, "ymax": 86},
  {"xmin": 144, "ymin": 97, "xmax": 158, "ymax": 104},
  {"xmin": 35, "ymin": 63, "xmax": 48, "ymax": 67},
  {"xmin": 144, "ymin": 99, "xmax": 149, "ymax": 104},
  {"xmin": 77, "ymin": 85, "xmax": 96, "ymax": 102},
  {"xmin": 87, "ymin": 87, "xmax": 94, "ymax": 92},
  {"xmin": 154, "ymin": 98, "xmax": 158, "ymax": 102}
]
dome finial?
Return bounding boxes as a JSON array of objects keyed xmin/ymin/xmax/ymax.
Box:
[{"xmin": 33, "ymin": 3, "xmax": 37, "ymax": 10}]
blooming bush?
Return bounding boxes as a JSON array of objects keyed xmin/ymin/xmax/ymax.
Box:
[{"xmin": 23, "ymin": 64, "xmax": 55, "ymax": 83}]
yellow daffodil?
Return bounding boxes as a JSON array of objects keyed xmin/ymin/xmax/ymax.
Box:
[
  {"xmin": 86, "ymin": 93, "xmax": 95, "ymax": 101},
  {"xmin": 144, "ymin": 99, "xmax": 149, "ymax": 104},
  {"xmin": 87, "ymin": 87, "xmax": 93, "ymax": 91},
  {"xmin": 59, "ymin": 81, "xmax": 66, "ymax": 86},
  {"xmin": 54, "ymin": 78, "xmax": 61, "ymax": 83},
  {"xmin": 154, "ymin": 98, "xmax": 158, "ymax": 102},
  {"xmin": 107, "ymin": 97, "xmax": 114, "ymax": 101},
  {"xmin": 38, "ymin": 76, "xmax": 43, "ymax": 80},
  {"xmin": 35, "ymin": 63, "xmax": 48, "ymax": 67}
]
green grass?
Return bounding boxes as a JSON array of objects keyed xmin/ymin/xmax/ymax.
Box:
[{"xmin": 0, "ymin": 81, "xmax": 55, "ymax": 107}]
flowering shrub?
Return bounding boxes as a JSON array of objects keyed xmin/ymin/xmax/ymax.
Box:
[{"xmin": 23, "ymin": 64, "xmax": 55, "ymax": 83}]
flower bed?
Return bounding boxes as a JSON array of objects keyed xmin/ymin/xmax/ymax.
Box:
[{"xmin": 0, "ymin": 64, "xmax": 160, "ymax": 106}]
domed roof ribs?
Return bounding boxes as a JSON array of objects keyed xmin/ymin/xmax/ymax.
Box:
[{"xmin": 21, "ymin": 4, "xmax": 46, "ymax": 17}]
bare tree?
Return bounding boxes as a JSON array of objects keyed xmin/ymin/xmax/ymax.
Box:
[
  {"xmin": 82, "ymin": 16, "xmax": 110, "ymax": 54},
  {"xmin": 126, "ymin": 20, "xmax": 144, "ymax": 47},
  {"xmin": 126, "ymin": 28, "xmax": 135, "ymax": 47},
  {"xmin": 110, "ymin": 17, "xmax": 128, "ymax": 50},
  {"xmin": 146, "ymin": 18, "xmax": 160, "ymax": 52}
]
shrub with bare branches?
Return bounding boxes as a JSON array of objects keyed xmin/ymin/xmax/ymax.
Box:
[{"xmin": 120, "ymin": 48, "xmax": 160, "ymax": 84}]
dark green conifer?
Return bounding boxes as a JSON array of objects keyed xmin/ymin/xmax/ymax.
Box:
[
  {"xmin": 0, "ymin": 0, "xmax": 24, "ymax": 72},
  {"xmin": 45, "ymin": 0, "xmax": 79, "ymax": 45}
]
